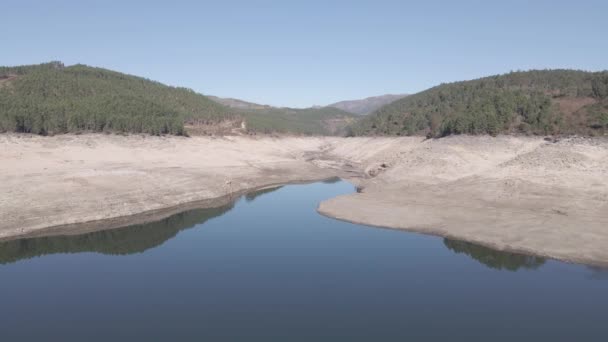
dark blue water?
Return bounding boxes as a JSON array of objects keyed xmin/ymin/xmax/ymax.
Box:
[{"xmin": 1, "ymin": 180, "xmax": 607, "ymax": 341}]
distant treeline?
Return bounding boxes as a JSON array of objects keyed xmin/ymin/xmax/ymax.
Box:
[
  {"xmin": 349, "ymin": 70, "xmax": 608, "ymax": 137},
  {"xmin": 0, "ymin": 62, "xmax": 358, "ymax": 136},
  {"xmin": 0, "ymin": 62, "xmax": 236, "ymax": 135},
  {"xmin": 3, "ymin": 64, "xmax": 607, "ymax": 137},
  {"xmin": 242, "ymin": 106, "xmax": 358, "ymax": 135}
]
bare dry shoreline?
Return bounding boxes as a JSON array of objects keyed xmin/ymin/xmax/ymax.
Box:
[
  {"xmin": 0, "ymin": 134, "xmax": 348, "ymax": 240},
  {"xmin": 1, "ymin": 133, "xmax": 607, "ymax": 266},
  {"xmin": 318, "ymin": 135, "xmax": 608, "ymax": 267}
]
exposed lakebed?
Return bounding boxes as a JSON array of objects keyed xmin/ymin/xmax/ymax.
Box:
[{"xmin": 1, "ymin": 180, "xmax": 606, "ymax": 341}]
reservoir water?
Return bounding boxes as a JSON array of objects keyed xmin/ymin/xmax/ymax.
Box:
[{"xmin": 0, "ymin": 180, "xmax": 606, "ymax": 341}]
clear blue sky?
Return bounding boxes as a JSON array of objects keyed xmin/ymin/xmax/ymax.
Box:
[{"xmin": 2, "ymin": 0, "xmax": 607, "ymax": 107}]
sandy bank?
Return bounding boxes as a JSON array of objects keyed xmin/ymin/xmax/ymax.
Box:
[
  {"xmin": 0, "ymin": 134, "xmax": 346, "ymax": 240},
  {"xmin": 318, "ymin": 135, "xmax": 608, "ymax": 267},
  {"xmin": 1, "ymin": 133, "xmax": 608, "ymax": 266}
]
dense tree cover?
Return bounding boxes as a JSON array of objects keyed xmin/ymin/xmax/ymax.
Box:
[
  {"xmin": 0, "ymin": 62, "xmax": 358, "ymax": 136},
  {"xmin": 0, "ymin": 62, "xmax": 237, "ymax": 135},
  {"xmin": 0, "ymin": 61, "xmax": 66, "ymax": 77},
  {"xmin": 349, "ymin": 70, "xmax": 608, "ymax": 137},
  {"xmin": 240, "ymin": 106, "xmax": 358, "ymax": 135},
  {"xmin": 206, "ymin": 95, "xmax": 359, "ymax": 135},
  {"xmin": 6, "ymin": 64, "xmax": 604, "ymax": 137}
]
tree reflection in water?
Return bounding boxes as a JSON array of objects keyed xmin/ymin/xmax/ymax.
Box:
[
  {"xmin": 443, "ymin": 238, "xmax": 546, "ymax": 271},
  {"xmin": 0, "ymin": 203, "xmax": 234, "ymax": 265},
  {"xmin": 0, "ymin": 185, "xmax": 291, "ymax": 265},
  {"xmin": 587, "ymin": 266, "xmax": 608, "ymax": 280},
  {"xmin": 244, "ymin": 185, "xmax": 282, "ymax": 202}
]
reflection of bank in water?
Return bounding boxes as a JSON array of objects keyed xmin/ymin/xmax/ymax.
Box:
[
  {"xmin": 587, "ymin": 266, "xmax": 608, "ymax": 280},
  {"xmin": 245, "ymin": 185, "xmax": 283, "ymax": 202},
  {"xmin": 443, "ymin": 238, "xmax": 546, "ymax": 271},
  {"xmin": 0, "ymin": 184, "xmax": 289, "ymax": 265},
  {"xmin": 0, "ymin": 204, "xmax": 234, "ymax": 265}
]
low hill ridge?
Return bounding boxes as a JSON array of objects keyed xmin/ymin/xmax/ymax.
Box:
[
  {"xmin": 349, "ymin": 70, "xmax": 608, "ymax": 137},
  {"xmin": 0, "ymin": 62, "xmax": 234, "ymax": 135},
  {"xmin": 329, "ymin": 94, "xmax": 408, "ymax": 115},
  {"xmin": 0, "ymin": 62, "xmax": 357, "ymax": 136}
]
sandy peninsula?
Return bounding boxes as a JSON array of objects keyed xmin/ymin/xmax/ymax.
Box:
[
  {"xmin": 1, "ymin": 133, "xmax": 607, "ymax": 266},
  {"xmin": 0, "ymin": 134, "xmax": 346, "ymax": 239},
  {"xmin": 318, "ymin": 135, "xmax": 608, "ymax": 267}
]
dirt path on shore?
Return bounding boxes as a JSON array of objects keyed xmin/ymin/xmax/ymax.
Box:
[{"xmin": 1, "ymin": 134, "xmax": 607, "ymax": 266}]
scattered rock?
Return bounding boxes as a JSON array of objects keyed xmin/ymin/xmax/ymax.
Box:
[
  {"xmin": 365, "ymin": 162, "xmax": 389, "ymax": 177},
  {"xmin": 552, "ymin": 209, "xmax": 568, "ymax": 216}
]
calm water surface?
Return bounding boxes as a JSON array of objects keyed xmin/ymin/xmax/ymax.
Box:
[{"xmin": 1, "ymin": 180, "xmax": 607, "ymax": 341}]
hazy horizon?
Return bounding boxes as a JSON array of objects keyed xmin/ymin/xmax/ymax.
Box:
[{"xmin": 3, "ymin": 0, "xmax": 607, "ymax": 107}]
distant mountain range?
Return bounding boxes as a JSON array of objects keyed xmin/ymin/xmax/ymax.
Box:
[
  {"xmin": 209, "ymin": 94, "xmax": 409, "ymax": 116},
  {"xmin": 206, "ymin": 96, "xmax": 273, "ymax": 111},
  {"xmin": 205, "ymin": 93, "xmax": 411, "ymax": 136},
  {"xmin": 328, "ymin": 94, "xmax": 409, "ymax": 115},
  {"xmin": 207, "ymin": 96, "xmax": 358, "ymax": 135}
]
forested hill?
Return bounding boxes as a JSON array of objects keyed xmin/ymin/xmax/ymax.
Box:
[
  {"xmin": 0, "ymin": 62, "xmax": 358, "ymax": 136},
  {"xmin": 328, "ymin": 94, "xmax": 408, "ymax": 115},
  {"xmin": 0, "ymin": 62, "xmax": 236, "ymax": 135},
  {"xmin": 349, "ymin": 70, "xmax": 608, "ymax": 137},
  {"xmin": 208, "ymin": 95, "xmax": 359, "ymax": 135},
  {"xmin": 4, "ymin": 64, "xmax": 606, "ymax": 137}
]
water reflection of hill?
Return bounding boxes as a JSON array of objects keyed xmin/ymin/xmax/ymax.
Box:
[
  {"xmin": 587, "ymin": 266, "xmax": 608, "ymax": 280},
  {"xmin": 0, "ymin": 203, "xmax": 234, "ymax": 265},
  {"xmin": 443, "ymin": 238, "xmax": 546, "ymax": 271},
  {"xmin": 245, "ymin": 186, "xmax": 282, "ymax": 202},
  {"xmin": 0, "ymin": 185, "xmax": 294, "ymax": 265}
]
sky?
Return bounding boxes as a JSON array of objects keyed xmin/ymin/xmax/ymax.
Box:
[{"xmin": 2, "ymin": 0, "xmax": 607, "ymax": 108}]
